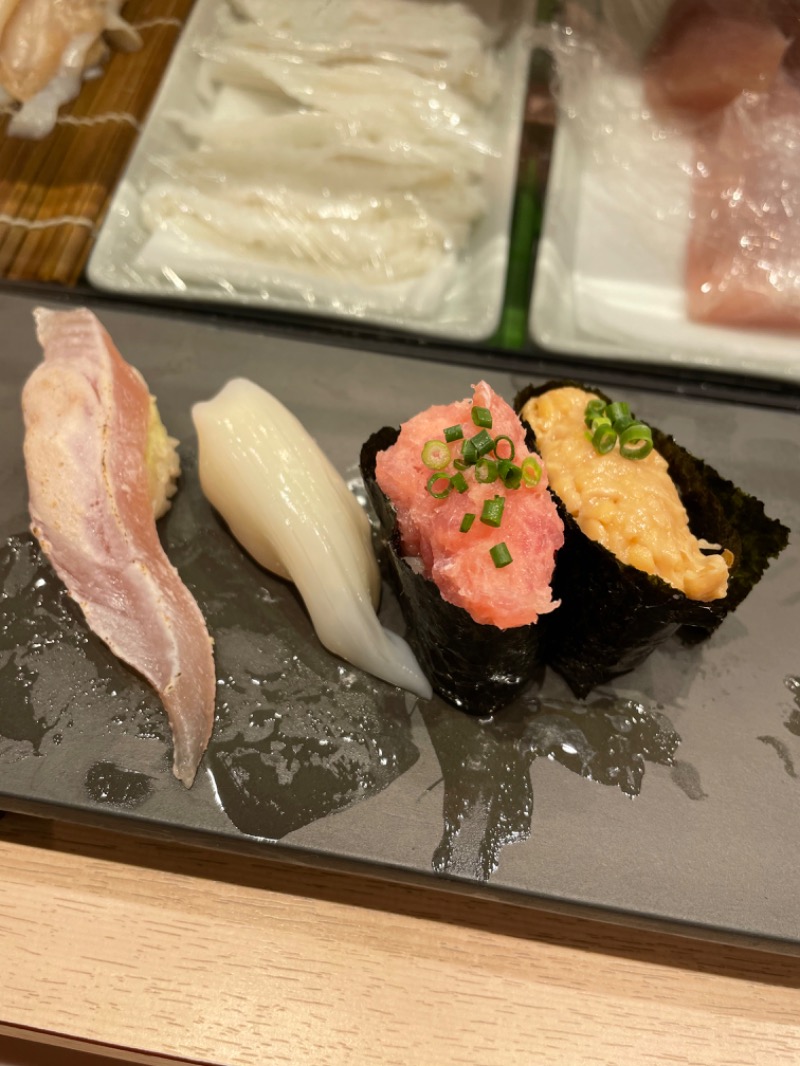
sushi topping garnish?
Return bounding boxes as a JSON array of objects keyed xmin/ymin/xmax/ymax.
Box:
[
  {"xmin": 421, "ymin": 427, "xmax": 542, "ymax": 501},
  {"xmin": 471, "ymin": 406, "xmax": 493, "ymax": 429},
  {"xmin": 590, "ymin": 417, "xmax": 618, "ymax": 455},
  {"xmin": 521, "ymin": 456, "xmax": 543, "ymax": 486},
  {"xmin": 584, "ymin": 398, "xmax": 606, "ymax": 423},
  {"xmin": 584, "ymin": 399, "xmax": 654, "ymax": 460},
  {"xmin": 426, "ymin": 473, "xmax": 453, "ymax": 498},
  {"xmin": 422, "ymin": 439, "xmax": 451, "ymax": 470},
  {"xmin": 619, "ymin": 422, "xmax": 654, "ymax": 460},
  {"xmin": 463, "ymin": 428, "xmax": 495, "ymax": 464},
  {"xmin": 480, "ymin": 495, "xmax": 505, "ymax": 528},
  {"xmin": 419, "ymin": 405, "xmax": 550, "ymax": 565},
  {"xmin": 490, "ymin": 542, "xmax": 513, "ymax": 569},
  {"xmin": 474, "ymin": 457, "xmax": 498, "ymax": 483},
  {"xmin": 493, "ymin": 435, "xmax": 515, "ymax": 461},
  {"xmin": 497, "ymin": 459, "xmax": 522, "ymax": 489},
  {"xmin": 605, "ymin": 401, "xmax": 630, "ymax": 425}
]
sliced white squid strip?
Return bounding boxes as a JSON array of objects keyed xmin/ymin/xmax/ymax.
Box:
[{"xmin": 192, "ymin": 378, "xmax": 432, "ymax": 700}]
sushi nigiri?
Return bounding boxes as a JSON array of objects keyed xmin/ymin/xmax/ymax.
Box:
[
  {"xmin": 191, "ymin": 378, "xmax": 431, "ymax": 700},
  {"xmin": 517, "ymin": 381, "xmax": 790, "ymax": 696},
  {"xmin": 0, "ymin": 0, "xmax": 141, "ymax": 139},
  {"xmin": 22, "ymin": 307, "xmax": 216, "ymax": 786},
  {"xmin": 361, "ymin": 381, "xmax": 564, "ymax": 714}
]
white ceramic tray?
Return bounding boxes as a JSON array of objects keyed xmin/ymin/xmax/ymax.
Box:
[
  {"xmin": 531, "ymin": 58, "xmax": 800, "ymax": 384},
  {"xmin": 88, "ymin": 0, "xmax": 532, "ymax": 342}
]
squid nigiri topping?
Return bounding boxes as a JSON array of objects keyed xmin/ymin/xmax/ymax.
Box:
[
  {"xmin": 192, "ymin": 378, "xmax": 432, "ymax": 700},
  {"xmin": 22, "ymin": 307, "xmax": 216, "ymax": 787}
]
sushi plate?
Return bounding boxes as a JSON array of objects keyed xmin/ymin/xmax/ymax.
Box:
[
  {"xmin": 2, "ymin": 291, "xmax": 800, "ymax": 953},
  {"xmin": 529, "ymin": 54, "xmax": 800, "ymax": 385},
  {"xmin": 87, "ymin": 0, "xmax": 532, "ymax": 343}
]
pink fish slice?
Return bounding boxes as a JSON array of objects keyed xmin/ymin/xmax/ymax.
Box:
[{"xmin": 21, "ymin": 307, "xmax": 216, "ymax": 787}]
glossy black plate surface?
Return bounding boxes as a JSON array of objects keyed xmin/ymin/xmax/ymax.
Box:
[{"xmin": 1, "ymin": 292, "xmax": 798, "ymax": 951}]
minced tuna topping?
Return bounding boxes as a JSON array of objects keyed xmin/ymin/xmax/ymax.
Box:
[{"xmin": 376, "ymin": 381, "xmax": 564, "ymax": 630}]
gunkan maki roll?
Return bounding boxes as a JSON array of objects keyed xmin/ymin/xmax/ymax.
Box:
[
  {"xmin": 360, "ymin": 381, "xmax": 564, "ymax": 715},
  {"xmin": 516, "ymin": 381, "xmax": 790, "ymax": 697}
]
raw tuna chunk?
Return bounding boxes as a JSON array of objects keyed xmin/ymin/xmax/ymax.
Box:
[
  {"xmin": 644, "ymin": 0, "xmax": 788, "ymax": 115},
  {"xmin": 686, "ymin": 76, "xmax": 800, "ymax": 328}
]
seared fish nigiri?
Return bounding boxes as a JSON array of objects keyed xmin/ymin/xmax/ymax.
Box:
[
  {"xmin": 22, "ymin": 307, "xmax": 216, "ymax": 787},
  {"xmin": 0, "ymin": 0, "xmax": 141, "ymax": 138}
]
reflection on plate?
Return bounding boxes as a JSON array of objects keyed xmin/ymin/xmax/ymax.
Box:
[
  {"xmin": 0, "ymin": 454, "xmax": 684, "ymax": 878},
  {"xmin": 88, "ymin": 0, "xmax": 532, "ymax": 342},
  {"xmin": 530, "ymin": 54, "xmax": 800, "ymax": 383}
]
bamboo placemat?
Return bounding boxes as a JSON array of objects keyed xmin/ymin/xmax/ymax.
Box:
[{"xmin": 0, "ymin": 0, "xmax": 195, "ymax": 286}]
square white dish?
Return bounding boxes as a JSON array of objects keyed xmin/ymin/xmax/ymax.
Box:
[
  {"xmin": 530, "ymin": 24, "xmax": 800, "ymax": 384},
  {"xmin": 88, "ymin": 0, "xmax": 533, "ymax": 342}
]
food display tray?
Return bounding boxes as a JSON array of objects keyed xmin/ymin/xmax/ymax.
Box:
[
  {"xmin": 529, "ymin": 39, "xmax": 800, "ymax": 384},
  {"xmin": 1, "ymin": 291, "xmax": 798, "ymax": 952},
  {"xmin": 87, "ymin": 0, "xmax": 532, "ymax": 343}
]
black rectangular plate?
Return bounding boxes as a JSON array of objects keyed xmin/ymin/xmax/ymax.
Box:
[{"xmin": 1, "ymin": 292, "xmax": 798, "ymax": 952}]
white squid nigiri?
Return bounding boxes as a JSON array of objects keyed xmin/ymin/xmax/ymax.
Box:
[{"xmin": 191, "ymin": 378, "xmax": 432, "ymax": 700}]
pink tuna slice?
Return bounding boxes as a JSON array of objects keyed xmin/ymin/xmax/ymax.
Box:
[
  {"xmin": 643, "ymin": 0, "xmax": 788, "ymax": 116},
  {"xmin": 376, "ymin": 381, "xmax": 563, "ymax": 630},
  {"xmin": 21, "ymin": 307, "xmax": 216, "ymax": 787},
  {"xmin": 686, "ymin": 75, "xmax": 800, "ymax": 329}
]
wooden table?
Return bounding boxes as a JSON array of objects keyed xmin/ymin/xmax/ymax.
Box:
[{"xmin": 1, "ymin": 812, "xmax": 799, "ymax": 1065}]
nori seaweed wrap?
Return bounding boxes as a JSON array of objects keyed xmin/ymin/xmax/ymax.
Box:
[
  {"xmin": 515, "ymin": 381, "xmax": 790, "ymax": 698},
  {"xmin": 360, "ymin": 426, "xmax": 548, "ymax": 716}
]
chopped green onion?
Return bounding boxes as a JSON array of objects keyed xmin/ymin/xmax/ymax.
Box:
[
  {"xmin": 444, "ymin": 424, "xmax": 464, "ymax": 443},
  {"xmin": 471, "ymin": 406, "xmax": 493, "ymax": 429},
  {"xmin": 470, "ymin": 429, "xmax": 495, "ymax": 459},
  {"xmin": 453, "ymin": 458, "xmax": 468, "ymax": 471},
  {"xmin": 605, "ymin": 401, "xmax": 630, "ymax": 426},
  {"xmin": 490, "ymin": 542, "xmax": 513, "ymax": 569},
  {"xmin": 585, "ymin": 394, "xmax": 653, "ymax": 460},
  {"xmin": 474, "ymin": 457, "xmax": 498, "ymax": 484},
  {"xmin": 618, "ymin": 422, "xmax": 653, "ymax": 460},
  {"xmin": 521, "ymin": 455, "xmax": 542, "ymax": 486},
  {"xmin": 461, "ymin": 438, "xmax": 477, "ymax": 465},
  {"xmin": 493, "ymin": 434, "xmax": 515, "ymax": 461},
  {"xmin": 584, "ymin": 398, "xmax": 605, "ymax": 427},
  {"xmin": 480, "ymin": 495, "xmax": 505, "ymax": 528},
  {"xmin": 460, "ymin": 513, "xmax": 476, "ymax": 533},
  {"xmin": 426, "ymin": 473, "xmax": 452, "ymax": 499},
  {"xmin": 450, "ymin": 472, "xmax": 468, "ymax": 494},
  {"xmin": 498, "ymin": 460, "xmax": 522, "ymax": 489},
  {"xmin": 591, "ymin": 422, "xmax": 617, "ymax": 455},
  {"xmin": 590, "ymin": 414, "xmax": 612, "ymax": 432},
  {"xmin": 421, "ymin": 439, "xmax": 451, "ymax": 470}
]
